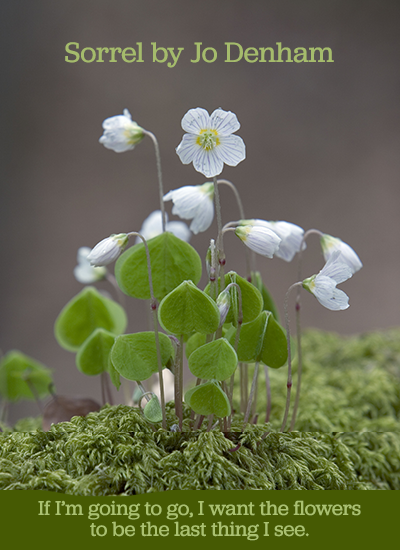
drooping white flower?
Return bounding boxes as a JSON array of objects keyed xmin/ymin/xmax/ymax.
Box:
[
  {"xmin": 99, "ymin": 109, "xmax": 144, "ymax": 153},
  {"xmin": 240, "ymin": 219, "xmax": 305, "ymax": 262},
  {"xmin": 87, "ymin": 234, "xmax": 129, "ymax": 266},
  {"xmin": 73, "ymin": 247, "xmax": 107, "ymax": 284},
  {"xmin": 320, "ymin": 234, "xmax": 362, "ymax": 274},
  {"xmin": 235, "ymin": 225, "xmax": 281, "ymax": 258},
  {"xmin": 163, "ymin": 182, "xmax": 214, "ymax": 234},
  {"xmin": 302, "ymin": 251, "xmax": 353, "ymax": 311},
  {"xmin": 176, "ymin": 107, "xmax": 246, "ymax": 178},
  {"xmin": 135, "ymin": 210, "xmax": 191, "ymax": 244}
]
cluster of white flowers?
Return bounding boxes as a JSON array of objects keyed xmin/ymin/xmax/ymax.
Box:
[{"xmin": 82, "ymin": 106, "xmax": 363, "ymax": 314}]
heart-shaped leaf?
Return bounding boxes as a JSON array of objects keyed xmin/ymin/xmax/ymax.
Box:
[
  {"xmin": 55, "ymin": 287, "xmax": 127, "ymax": 352},
  {"xmin": 158, "ymin": 280, "xmax": 220, "ymax": 335},
  {"xmin": 0, "ymin": 351, "xmax": 53, "ymax": 402},
  {"xmin": 228, "ymin": 311, "xmax": 288, "ymax": 368},
  {"xmin": 188, "ymin": 338, "xmax": 238, "ymax": 381},
  {"xmin": 115, "ymin": 232, "xmax": 202, "ymax": 301},
  {"xmin": 75, "ymin": 328, "xmax": 116, "ymax": 376},
  {"xmin": 251, "ymin": 270, "xmax": 280, "ymax": 321},
  {"xmin": 185, "ymin": 381, "xmax": 231, "ymax": 417},
  {"xmin": 143, "ymin": 395, "xmax": 163, "ymax": 423},
  {"xmin": 111, "ymin": 331, "xmax": 174, "ymax": 381},
  {"xmin": 204, "ymin": 271, "xmax": 263, "ymax": 326},
  {"xmin": 185, "ymin": 332, "xmax": 207, "ymax": 360}
]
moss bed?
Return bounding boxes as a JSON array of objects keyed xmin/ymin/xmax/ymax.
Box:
[{"xmin": 1, "ymin": 328, "xmax": 399, "ymax": 493}]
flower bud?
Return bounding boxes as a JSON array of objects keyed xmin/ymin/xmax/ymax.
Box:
[
  {"xmin": 235, "ymin": 225, "xmax": 281, "ymax": 258},
  {"xmin": 206, "ymin": 239, "xmax": 217, "ymax": 281},
  {"xmin": 216, "ymin": 289, "xmax": 231, "ymax": 327},
  {"xmin": 99, "ymin": 109, "xmax": 144, "ymax": 153},
  {"xmin": 87, "ymin": 233, "xmax": 129, "ymax": 266}
]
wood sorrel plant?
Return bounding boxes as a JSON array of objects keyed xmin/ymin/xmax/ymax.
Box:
[{"xmin": 53, "ymin": 106, "xmax": 362, "ymax": 434}]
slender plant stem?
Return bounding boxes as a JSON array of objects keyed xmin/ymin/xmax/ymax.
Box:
[
  {"xmin": 127, "ymin": 231, "xmax": 166, "ymax": 429},
  {"xmin": 100, "ymin": 372, "xmax": 107, "ymax": 406},
  {"xmin": 251, "ymin": 368, "xmax": 259, "ymax": 418},
  {"xmin": 242, "ymin": 362, "xmax": 260, "ymax": 430},
  {"xmin": 137, "ymin": 382, "xmax": 152, "ymax": 403},
  {"xmin": 264, "ymin": 365, "xmax": 272, "ymax": 423},
  {"xmin": 207, "ymin": 414, "xmax": 214, "ymax": 432},
  {"xmin": 213, "ymin": 176, "xmax": 223, "ymax": 242},
  {"xmin": 174, "ymin": 335, "xmax": 184, "ymax": 431},
  {"xmin": 289, "ymin": 300, "xmax": 303, "ymax": 431},
  {"xmin": 208, "ymin": 238, "xmax": 218, "ymax": 301},
  {"xmin": 223, "ymin": 282, "xmax": 243, "ymax": 430},
  {"xmin": 217, "ymin": 179, "xmax": 252, "ymax": 278},
  {"xmin": 216, "ymin": 179, "xmax": 246, "ymax": 220},
  {"xmin": 288, "ymin": 228, "xmax": 323, "ymax": 431},
  {"xmin": 194, "ymin": 414, "xmax": 204, "ymax": 430},
  {"xmin": 102, "ymin": 372, "xmax": 114, "ymax": 405},
  {"xmin": 213, "ymin": 176, "xmax": 228, "ymax": 290},
  {"xmin": 240, "ymin": 363, "xmax": 248, "ymax": 414},
  {"xmin": 0, "ymin": 400, "xmax": 8, "ymax": 423},
  {"xmin": 142, "ymin": 130, "xmax": 166, "ymax": 232},
  {"xmin": 280, "ymin": 282, "xmax": 302, "ymax": 432}
]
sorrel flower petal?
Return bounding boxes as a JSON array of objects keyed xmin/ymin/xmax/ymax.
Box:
[
  {"xmin": 241, "ymin": 219, "xmax": 305, "ymax": 262},
  {"xmin": 87, "ymin": 234, "xmax": 129, "ymax": 266},
  {"xmin": 302, "ymin": 251, "xmax": 353, "ymax": 311},
  {"xmin": 73, "ymin": 247, "xmax": 107, "ymax": 284},
  {"xmin": 320, "ymin": 234, "xmax": 363, "ymax": 274},
  {"xmin": 176, "ymin": 108, "xmax": 246, "ymax": 178},
  {"xmin": 135, "ymin": 210, "xmax": 191, "ymax": 243},
  {"xmin": 99, "ymin": 109, "xmax": 144, "ymax": 153},
  {"xmin": 235, "ymin": 225, "xmax": 281, "ymax": 258},
  {"xmin": 163, "ymin": 183, "xmax": 214, "ymax": 234}
]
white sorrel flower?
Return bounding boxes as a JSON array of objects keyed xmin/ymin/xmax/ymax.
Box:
[
  {"xmin": 320, "ymin": 234, "xmax": 362, "ymax": 274},
  {"xmin": 235, "ymin": 225, "xmax": 281, "ymax": 258},
  {"xmin": 241, "ymin": 219, "xmax": 305, "ymax": 262},
  {"xmin": 99, "ymin": 109, "xmax": 144, "ymax": 153},
  {"xmin": 176, "ymin": 107, "xmax": 246, "ymax": 178},
  {"xmin": 73, "ymin": 247, "xmax": 107, "ymax": 284},
  {"xmin": 302, "ymin": 251, "xmax": 353, "ymax": 311},
  {"xmin": 87, "ymin": 233, "xmax": 129, "ymax": 266},
  {"xmin": 135, "ymin": 210, "xmax": 191, "ymax": 243},
  {"xmin": 163, "ymin": 182, "xmax": 214, "ymax": 234}
]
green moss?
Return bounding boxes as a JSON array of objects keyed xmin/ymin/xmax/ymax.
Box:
[
  {"xmin": 239, "ymin": 328, "xmax": 400, "ymax": 432},
  {"xmin": 0, "ymin": 328, "xmax": 399, "ymax": 493}
]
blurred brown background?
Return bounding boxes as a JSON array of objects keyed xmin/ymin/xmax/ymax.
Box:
[{"xmin": 1, "ymin": 0, "xmax": 399, "ymax": 423}]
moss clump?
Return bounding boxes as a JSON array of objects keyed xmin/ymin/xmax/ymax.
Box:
[
  {"xmin": 0, "ymin": 405, "xmax": 399, "ymax": 492},
  {"xmin": 236, "ymin": 328, "xmax": 400, "ymax": 432},
  {"xmin": 1, "ymin": 328, "xmax": 399, "ymax": 492}
]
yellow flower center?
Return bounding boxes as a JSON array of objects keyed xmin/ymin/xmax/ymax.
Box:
[{"xmin": 196, "ymin": 129, "xmax": 220, "ymax": 151}]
